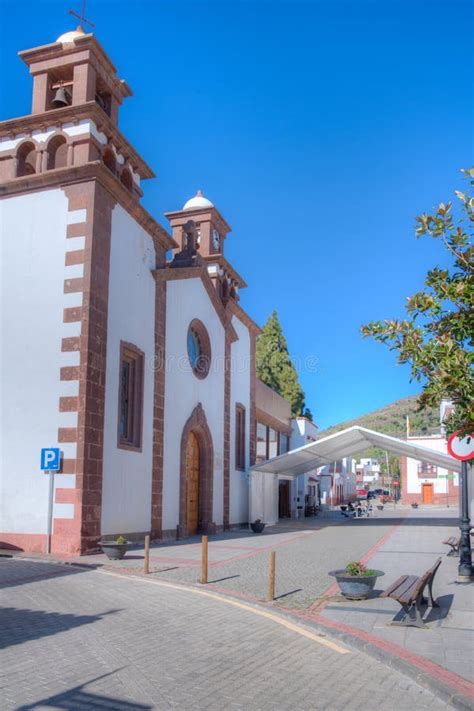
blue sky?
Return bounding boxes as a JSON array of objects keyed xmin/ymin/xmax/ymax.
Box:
[{"xmin": 1, "ymin": 0, "xmax": 472, "ymax": 429}]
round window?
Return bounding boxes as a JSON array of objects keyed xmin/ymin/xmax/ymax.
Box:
[{"xmin": 187, "ymin": 320, "xmax": 211, "ymax": 379}]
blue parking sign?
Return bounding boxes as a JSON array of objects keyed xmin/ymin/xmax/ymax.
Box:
[{"xmin": 41, "ymin": 448, "xmax": 61, "ymax": 471}]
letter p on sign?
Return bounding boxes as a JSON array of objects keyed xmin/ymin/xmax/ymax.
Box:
[{"xmin": 41, "ymin": 448, "xmax": 61, "ymax": 471}]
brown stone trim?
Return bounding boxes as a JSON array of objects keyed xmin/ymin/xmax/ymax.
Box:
[
  {"xmin": 255, "ymin": 408, "xmax": 293, "ymax": 436},
  {"xmin": 228, "ymin": 300, "xmax": 262, "ymax": 335},
  {"xmin": 58, "ymin": 427, "xmax": 77, "ymax": 442},
  {"xmin": 249, "ymin": 331, "xmax": 257, "ymax": 466},
  {"xmin": 200, "ymin": 272, "xmax": 238, "ymax": 343},
  {"xmin": 179, "ymin": 403, "xmax": 215, "ymax": 537},
  {"xmin": 151, "ymin": 269, "xmax": 167, "ymax": 540},
  {"xmin": 57, "ymin": 180, "xmax": 115, "ymax": 555},
  {"xmin": 67, "ymin": 222, "xmax": 88, "ymax": 238},
  {"xmin": 153, "ymin": 265, "xmax": 238, "ymax": 341},
  {"xmin": 55, "ymin": 488, "xmax": 81, "ymax": 505},
  {"xmin": 60, "ymin": 365, "xmax": 80, "ymax": 380},
  {"xmin": 63, "ymin": 306, "xmax": 82, "ymax": 323},
  {"xmin": 153, "ymin": 265, "xmax": 205, "ymax": 282},
  {"xmin": 61, "ymin": 336, "xmax": 80, "ymax": 352},
  {"xmin": 223, "ymin": 330, "xmax": 231, "ymax": 529},
  {"xmin": 64, "ymin": 278, "xmax": 84, "ymax": 294},
  {"xmin": 0, "ymin": 101, "xmax": 153, "ymax": 178},
  {"xmin": 0, "ymin": 162, "xmax": 175, "ymax": 252},
  {"xmin": 59, "ymin": 396, "xmax": 79, "ymax": 412},
  {"xmin": 65, "ymin": 250, "xmax": 85, "ymax": 266},
  {"xmin": 61, "ymin": 459, "xmax": 76, "ymax": 474}
]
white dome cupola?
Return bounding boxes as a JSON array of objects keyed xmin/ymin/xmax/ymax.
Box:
[
  {"xmin": 56, "ymin": 26, "xmax": 86, "ymax": 45},
  {"xmin": 183, "ymin": 190, "xmax": 214, "ymax": 211}
]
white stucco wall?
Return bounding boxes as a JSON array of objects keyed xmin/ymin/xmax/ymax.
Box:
[
  {"xmin": 406, "ymin": 436, "xmax": 458, "ymax": 495},
  {"xmin": 0, "ymin": 189, "xmax": 73, "ymax": 533},
  {"xmin": 101, "ymin": 205, "xmax": 156, "ymax": 535},
  {"xmin": 229, "ymin": 315, "xmax": 251, "ymax": 525},
  {"xmin": 249, "ymin": 471, "xmax": 278, "ymax": 525},
  {"xmin": 162, "ymin": 278, "xmax": 226, "ymax": 531}
]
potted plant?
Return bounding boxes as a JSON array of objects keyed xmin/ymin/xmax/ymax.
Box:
[
  {"xmin": 250, "ymin": 519, "xmax": 266, "ymax": 534},
  {"xmin": 99, "ymin": 535, "xmax": 130, "ymax": 560},
  {"xmin": 328, "ymin": 561, "xmax": 384, "ymax": 600},
  {"xmin": 411, "ymin": 501, "xmax": 419, "ymax": 509}
]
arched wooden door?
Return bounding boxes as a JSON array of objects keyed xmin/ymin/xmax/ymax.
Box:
[{"xmin": 186, "ymin": 432, "xmax": 200, "ymax": 535}]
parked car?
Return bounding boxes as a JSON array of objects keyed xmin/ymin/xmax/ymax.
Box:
[
  {"xmin": 367, "ymin": 491, "xmax": 377, "ymax": 500},
  {"xmin": 383, "ymin": 490, "xmax": 390, "ymax": 496},
  {"xmin": 356, "ymin": 489, "xmax": 368, "ymax": 500},
  {"xmin": 374, "ymin": 488, "xmax": 383, "ymax": 495}
]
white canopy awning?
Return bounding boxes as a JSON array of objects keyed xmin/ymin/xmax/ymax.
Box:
[{"xmin": 252, "ymin": 425, "xmax": 461, "ymax": 477}]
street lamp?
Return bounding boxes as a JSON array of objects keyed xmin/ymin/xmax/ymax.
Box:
[{"xmin": 458, "ymin": 460, "xmax": 473, "ymax": 580}]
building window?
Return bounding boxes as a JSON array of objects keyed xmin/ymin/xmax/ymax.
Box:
[
  {"xmin": 279, "ymin": 434, "xmax": 290, "ymax": 455},
  {"xmin": 187, "ymin": 319, "xmax": 211, "ymax": 379},
  {"xmin": 257, "ymin": 422, "xmax": 267, "ymax": 462},
  {"xmin": 235, "ymin": 404, "xmax": 246, "ymax": 470},
  {"xmin": 118, "ymin": 342, "xmax": 144, "ymax": 450},
  {"xmin": 417, "ymin": 461, "xmax": 437, "ymax": 479},
  {"xmin": 268, "ymin": 428, "xmax": 278, "ymax": 459}
]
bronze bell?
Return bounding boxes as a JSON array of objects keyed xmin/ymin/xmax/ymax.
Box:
[{"xmin": 51, "ymin": 87, "xmax": 71, "ymax": 108}]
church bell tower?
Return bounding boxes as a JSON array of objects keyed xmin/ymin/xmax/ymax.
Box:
[{"xmin": 0, "ymin": 26, "xmax": 172, "ymax": 556}]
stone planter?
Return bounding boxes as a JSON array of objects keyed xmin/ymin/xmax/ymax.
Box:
[
  {"xmin": 328, "ymin": 569, "xmax": 384, "ymax": 600},
  {"xmin": 376, "ymin": 505, "xmax": 384, "ymax": 511},
  {"xmin": 250, "ymin": 521, "xmax": 266, "ymax": 534},
  {"xmin": 99, "ymin": 541, "xmax": 130, "ymax": 560},
  {"xmin": 411, "ymin": 503, "xmax": 419, "ymax": 509}
]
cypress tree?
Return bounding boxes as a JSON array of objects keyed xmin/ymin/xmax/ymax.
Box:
[{"xmin": 256, "ymin": 310, "xmax": 307, "ymax": 417}]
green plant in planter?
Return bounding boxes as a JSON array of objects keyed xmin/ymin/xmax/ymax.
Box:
[
  {"xmin": 115, "ymin": 535, "xmax": 128, "ymax": 545},
  {"xmin": 345, "ymin": 561, "xmax": 376, "ymax": 577}
]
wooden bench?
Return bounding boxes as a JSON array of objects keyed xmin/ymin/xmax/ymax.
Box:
[
  {"xmin": 380, "ymin": 558, "xmax": 441, "ymax": 628},
  {"xmin": 443, "ymin": 536, "xmax": 461, "ymax": 556}
]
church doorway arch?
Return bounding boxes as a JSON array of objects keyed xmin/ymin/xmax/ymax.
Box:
[{"xmin": 179, "ymin": 404, "xmax": 214, "ymax": 537}]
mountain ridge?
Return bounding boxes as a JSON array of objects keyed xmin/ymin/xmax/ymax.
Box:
[{"xmin": 318, "ymin": 395, "xmax": 440, "ymax": 440}]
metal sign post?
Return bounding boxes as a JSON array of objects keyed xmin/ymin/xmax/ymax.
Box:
[
  {"xmin": 447, "ymin": 432, "xmax": 474, "ymax": 580},
  {"xmin": 458, "ymin": 460, "xmax": 472, "ymax": 579},
  {"xmin": 40, "ymin": 448, "xmax": 61, "ymax": 555},
  {"xmin": 46, "ymin": 471, "xmax": 55, "ymax": 555}
]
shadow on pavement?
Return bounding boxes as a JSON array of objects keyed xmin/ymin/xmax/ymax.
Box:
[
  {"xmin": 0, "ymin": 606, "xmax": 122, "ymax": 650},
  {"xmin": 0, "ymin": 560, "xmax": 87, "ymax": 589},
  {"xmin": 16, "ymin": 671, "xmax": 152, "ymax": 710}
]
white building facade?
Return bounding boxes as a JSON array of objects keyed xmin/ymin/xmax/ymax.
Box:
[{"xmin": 0, "ymin": 29, "xmax": 261, "ymax": 555}]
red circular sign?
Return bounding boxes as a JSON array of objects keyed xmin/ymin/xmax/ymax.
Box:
[
  {"xmin": 393, "ymin": 481, "xmax": 399, "ymax": 486},
  {"xmin": 447, "ymin": 432, "xmax": 474, "ymax": 461}
]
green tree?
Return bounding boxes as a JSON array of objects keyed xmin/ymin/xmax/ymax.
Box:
[
  {"xmin": 256, "ymin": 310, "xmax": 306, "ymax": 417},
  {"xmin": 361, "ymin": 168, "xmax": 474, "ymax": 436}
]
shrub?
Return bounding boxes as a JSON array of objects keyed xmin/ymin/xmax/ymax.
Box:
[{"xmin": 345, "ymin": 561, "xmax": 376, "ymax": 577}]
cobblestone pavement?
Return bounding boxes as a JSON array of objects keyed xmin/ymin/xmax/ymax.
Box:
[
  {"xmin": 0, "ymin": 557, "xmax": 450, "ymax": 710},
  {"xmin": 68, "ymin": 510, "xmax": 404, "ymax": 609}
]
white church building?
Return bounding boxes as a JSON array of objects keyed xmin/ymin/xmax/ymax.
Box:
[{"xmin": 0, "ymin": 27, "xmax": 264, "ymax": 555}]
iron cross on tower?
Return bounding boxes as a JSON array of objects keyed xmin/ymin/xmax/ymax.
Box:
[{"xmin": 68, "ymin": 0, "xmax": 95, "ymax": 30}]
